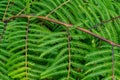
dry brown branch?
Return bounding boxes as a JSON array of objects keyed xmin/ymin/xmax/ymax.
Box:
[{"xmin": 4, "ymin": 14, "xmax": 120, "ymax": 47}]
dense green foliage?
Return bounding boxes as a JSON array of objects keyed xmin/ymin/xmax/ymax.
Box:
[{"xmin": 0, "ymin": 0, "xmax": 120, "ymax": 80}]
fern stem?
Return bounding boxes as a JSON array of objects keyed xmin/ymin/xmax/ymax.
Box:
[
  {"xmin": 25, "ymin": 0, "xmax": 31, "ymax": 14},
  {"xmin": 2, "ymin": 0, "xmax": 11, "ymax": 21},
  {"xmin": 16, "ymin": 1, "xmax": 34, "ymax": 16},
  {"xmin": 112, "ymin": 45, "xmax": 115, "ymax": 80},
  {"xmin": 0, "ymin": 21, "xmax": 8, "ymax": 42},
  {"xmin": 46, "ymin": 0, "xmax": 70, "ymax": 17},
  {"xmin": 25, "ymin": 17, "xmax": 29, "ymax": 79},
  {"xmin": 67, "ymin": 28, "xmax": 71, "ymax": 79},
  {"xmin": 89, "ymin": 15, "xmax": 120, "ymax": 30}
]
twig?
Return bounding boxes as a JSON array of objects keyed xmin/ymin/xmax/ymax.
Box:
[
  {"xmin": 5, "ymin": 15, "xmax": 73, "ymax": 27},
  {"xmin": 3, "ymin": 14, "xmax": 120, "ymax": 47},
  {"xmin": 77, "ymin": 27, "xmax": 120, "ymax": 47}
]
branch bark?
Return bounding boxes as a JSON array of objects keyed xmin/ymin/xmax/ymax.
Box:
[{"xmin": 4, "ymin": 14, "xmax": 120, "ymax": 47}]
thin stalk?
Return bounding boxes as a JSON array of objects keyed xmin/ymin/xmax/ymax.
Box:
[
  {"xmin": 0, "ymin": 21, "xmax": 8, "ymax": 42},
  {"xmin": 46, "ymin": 0, "xmax": 70, "ymax": 17},
  {"xmin": 89, "ymin": 16, "xmax": 120, "ymax": 30},
  {"xmin": 2, "ymin": 0, "xmax": 11, "ymax": 21},
  {"xmin": 25, "ymin": 17, "xmax": 29, "ymax": 79},
  {"xmin": 112, "ymin": 45, "xmax": 115, "ymax": 80},
  {"xmin": 66, "ymin": 28, "xmax": 71, "ymax": 79}
]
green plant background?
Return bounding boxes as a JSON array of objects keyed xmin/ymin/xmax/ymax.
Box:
[{"xmin": 0, "ymin": 0, "xmax": 120, "ymax": 80}]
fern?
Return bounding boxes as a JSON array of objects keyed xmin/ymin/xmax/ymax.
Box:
[{"xmin": 0, "ymin": 0, "xmax": 120, "ymax": 80}]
